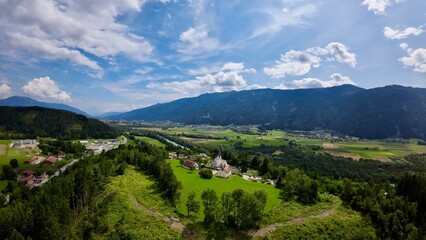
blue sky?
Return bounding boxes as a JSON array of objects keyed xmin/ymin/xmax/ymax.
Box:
[{"xmin": 0, "ymin": 0, "xmax": 425, "ymax": 114}]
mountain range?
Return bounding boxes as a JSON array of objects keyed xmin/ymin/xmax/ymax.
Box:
[
  {"xmin": 0, "ymin": 96, "xmax": 88, "ymax": 116},
  {"xmin": 109, "ymin": 85, "xmax": 426, "ymax": 139}
]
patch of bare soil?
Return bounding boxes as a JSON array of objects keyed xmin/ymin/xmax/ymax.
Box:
[
  {"xmin": 0, "ymin": 144, "xmax": 6, "ymax": 155},
  {"xmin": 327, "ymin": 151, "xmax": 361, "ymax": 161},
  {"xmin": 376, "ymin": 156, "xmax": 391, "ymax": 163},
  {"xmin": 197, "ymin": 139, "xmax": 226, "ymax": 143},
  {"xmin": 179, "ymin": 137, "xmax": 198, "ymax": 141},
  {"xmin": 251, "ymin": 224, "xmax": 282, "ymax": 238},
  {"xmin": 322, "ymin": 143, "xmax": 339, "ymax": 149},
  {"xmin": 272, "ymin": 150, "xmax": 284, "ymax": 156}
]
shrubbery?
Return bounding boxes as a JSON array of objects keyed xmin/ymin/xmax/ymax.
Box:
[{"xmin": 199, "ymin": 168, "xmax": 213, "ymax": 179}]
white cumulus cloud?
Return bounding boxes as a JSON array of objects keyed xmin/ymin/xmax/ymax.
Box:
[
  {"xmin": 22, "ymin": 76, "xmax": 72, "ymax": 102},
  {"xmin": 176, "ymin": 25, "xmax": 221, "ymax": 56},
  {"xmin": 384, "ymin": 26, "xmax": 424, "ymax": 40},
  {"xmin": 264, "ymin": 42, "xmax": 356, "ymax": 79},
  {"xmin": 147, "ymin": 64, "xmax": 260, "ymax": 96},
  {"xmin": 399, "ymin": 47, "xmax": 426, "ymax": 73},
  {"xmin": 147, "ymin": 71, "xmax": 246, "ymax": 95},
  {"xmin": 0, "ymin": 83, "xmax": 12, "ymax": 98},
  {"xmin": 0, "ymin": 0, "xmax": 153, "ymax": 77},
  {"xmin": 275, "ymin": 73, "xmax": 355, "ymax": 89},
  {"xmin": 362, "ymin": 0, "xmax": 404, "ymax": 15}
]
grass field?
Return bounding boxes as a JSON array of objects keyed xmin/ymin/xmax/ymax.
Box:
[
  {"xmin": 138, "ymin": 126, "xmax": 426, "ymax": 161},
  {"xmin": 316, "ymin": 140, "xmax": 426, "ymax": 162},
  {"xmin": 0, "ymin": 140, "xmax": 37, "ymax": 169},
  {"xmin": 92, "ymin": 167, "xmax": 183, "ymax": 240},
  {"xmin": 134, "ymin": 136, "xmax": 166, "ymax": 148},
  {"xmin": 168, "ymin": 159, "xmax": 281, "ymax": 219},
  {"xmin": 0, "ymin": 140, "xmax": 38, "ymax": 191}
]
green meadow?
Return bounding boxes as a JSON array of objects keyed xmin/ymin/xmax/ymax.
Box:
[
  {"xmin": 134, "ymin": 136, "xmax": 166, "ymax": 148},
  {"xmin": 167, "ymin": 159, "xmax": 281, "ymax": 218}
]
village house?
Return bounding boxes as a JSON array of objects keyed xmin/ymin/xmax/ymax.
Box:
[
  {"xmin": 20, "ymin": 169, "xmax": 36, "ymax": 178},
  {"xmin": 44, "ymin": 156, "xmax": 59, "ymax": 164},
  {"xmin": 183, "ymin": 160, "xmax": 199, "ymax": 170},
  {"xmin": 58, "ymin": 151, "xmax": 66, "ymax": 158},
  {"xmin": 25, "ymin": 156, "xmax": 40, "ymax": 164},
  {"xmin": 217, "ymin": 165, "xmax": 232, "ymax": 178},
  {"xmin": 18, "ymin": 169, "xmax": 36, "ymax": 186},
  {"xmin": 34, "ymin": 172, "xmax": 49, "ymax": 186},
  {"xmin": 169, "ymin": 152, "xmax": 178, "ymax": 159}
]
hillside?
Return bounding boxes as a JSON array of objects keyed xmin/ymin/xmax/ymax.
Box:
[
  {"xmin": 0, "ymin": 96, "xmax": 88, "ymax": 116},
  {"xmin": 0, "ymin": 106, "xmax": 116, "ymax": 139},
  {"xmin": 109, "ymin": 85, "xmax": 426, "ymax": 139}
]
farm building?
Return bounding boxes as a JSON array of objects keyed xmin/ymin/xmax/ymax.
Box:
[
  {"xmin": 12, "ymin": 139, "xmax": 38, "ymax": 148},
  {"xmin": 183, "ymin": 160, "xmax": 199, "ymax": 170}
]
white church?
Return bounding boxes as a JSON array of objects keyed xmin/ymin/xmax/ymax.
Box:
[{"xmin": 213, "ymin": 155, "xmax": 232, "ymax": 178}]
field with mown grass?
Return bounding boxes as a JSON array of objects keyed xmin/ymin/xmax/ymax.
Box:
[
  {"xmin": 168, "ymin": 159, "xmax": 281, "ymax": 219},
  {"xmin": 134, "ymin": 136, "xmax": 166, "ymax": 148}
]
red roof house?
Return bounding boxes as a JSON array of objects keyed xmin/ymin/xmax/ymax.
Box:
[
  {"xmin": 183, "ymin": 160, "xmax": 199, "ymax": 170},
  {"xmin": 25, "ymin": 156, "xmax": 39, "ymax": 164},
  {"xmin": 44, "ymin": 156, "xmax": 59, "ymax": 164},
  {"xmin": 20, "ymin": 169, "xmax": 36, "ymax": 178}
]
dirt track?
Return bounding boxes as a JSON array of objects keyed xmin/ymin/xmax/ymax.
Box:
[
  {"xmin": 130, "ymin": 196, "xmax": 189, "ymax": 234},
  {"xmin": 251, "ymin": 205, "xmax": 338, "ymax": 238}
]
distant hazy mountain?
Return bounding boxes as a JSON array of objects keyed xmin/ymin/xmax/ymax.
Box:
[
  {"xmin": 95, "ymin": 111, "xmax": 124, "ymax": 119},
  {"xmin": 0, "ymin": 96, "xmax": 88, "ymax": 116},
  {"xmin": 109, "ymin": 85, "xmax": 426, "ymax": 139},
  {"xmin": 0, "ymin": 106, "xmax": 116, "ymax": 139}
]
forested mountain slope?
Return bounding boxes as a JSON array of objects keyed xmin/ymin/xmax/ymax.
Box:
[
  {"xmin": 110, "ymin": 85, "xmax": 426, "ymax": 139},
  {"xmin": 0, "ymin": 106, "xmax": 116, "ymax": 139}
]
